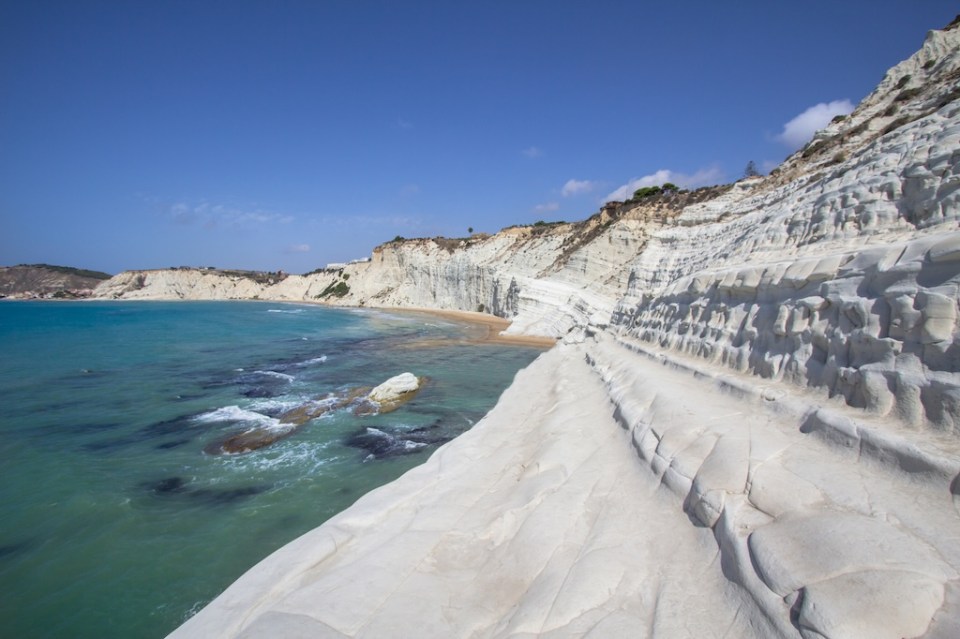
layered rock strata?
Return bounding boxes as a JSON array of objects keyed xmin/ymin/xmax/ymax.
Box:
[
  {"xmin": 152, "ymin": 22, "xmax": 960, "ymax": 638},
  {"xmin": 170, "ymin": 336, "xmax": 960, "ymax": 639}
]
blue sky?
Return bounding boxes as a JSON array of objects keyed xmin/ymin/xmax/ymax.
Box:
[{"xmin": 1, "ymin": 1, "xmax": 957, "ymax": 274}]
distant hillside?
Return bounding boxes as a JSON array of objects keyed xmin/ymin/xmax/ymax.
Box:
[{"xmin": 0, "ymin": 264, "xmax": 112, "ymax": 299}]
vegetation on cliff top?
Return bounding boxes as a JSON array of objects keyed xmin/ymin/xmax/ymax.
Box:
[
  {"xmin": 373, "ymin": 181, "xmax": 735, "ymax": 255},
  {"xmin": 16, "ymin": 264, "xmax": 112, "ymax": 279},
  {"xmin": 156, "ymin": 266, "xmax": 288, "ymax": 285},
  {"xmin": 630, "ymin": 183, "xmax": 680, "ymax": 201}
]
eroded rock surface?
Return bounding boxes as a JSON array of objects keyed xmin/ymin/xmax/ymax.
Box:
[
  {"xmin": 362, "ymin": 372, "xmax": 423, "ymax": 414},
  {"xmin": 164, "ymin": 21, "xmax": 960, "ymax": 638}
]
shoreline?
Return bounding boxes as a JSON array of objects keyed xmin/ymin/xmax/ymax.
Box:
[
  {"xmin": 3, "ymin": 297, "xmax": 558, "ymax": 348},
  {"xmin": 379, "ymin": 306, "xmax": 558, "ymax": 349}
]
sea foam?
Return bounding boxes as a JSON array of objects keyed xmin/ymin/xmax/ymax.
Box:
[
  {"xmin": 251, "ymin": 370, "xmax": 295, "ymax": 382},
  {"xmin": 194, "ymin": 406, "xmax": 279, "ymax": 429},
  {"xmin": 295, "ymin": 355, "xmax": 328, "ymax": 366}
]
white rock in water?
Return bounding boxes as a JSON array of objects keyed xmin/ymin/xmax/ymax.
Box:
[{"xmin": 368, "ymin": 373, "xmax": 420, "ymax": 403}]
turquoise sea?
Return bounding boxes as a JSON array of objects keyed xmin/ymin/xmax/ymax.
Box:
[{"xmin": 0, "ymin": 301, "xmax": 543, "ymax": 638}]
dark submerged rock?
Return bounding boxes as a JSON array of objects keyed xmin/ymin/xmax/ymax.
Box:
[
  {"xmin": 156, "ymin": 438, "xmax": 191, "ymax": 450},
  {"xmin": 142, "ymin": 476, "xmax": 268, "ymax": 505},
  {"xmin": 344, "ymin": 426, "xmax": 452, "ymax": 460},
  {"xmin": 86, "ymin": 413, "xmax": 210, "ymax": 452},
  {"xmin": 191, "ymin": 485, "xmax": 268, "ymax": 505},
  {"xmin": 146, "ymin": 476, "xmax": 189, "ymax": 494},
  {"xmin": 0, "ymin": 538, "xmax": 36, "ymax": 560},
  {"xmin": 241, "ymin": 387, "xmax": 278, "ymax": 398},
  {"xmin": 141, "ymin": 414, "xmax": 206, "ymax": 438}
]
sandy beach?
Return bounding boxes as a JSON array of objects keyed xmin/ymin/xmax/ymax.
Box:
[{"xmin": 384, "ymin": 306, "xmax": 558, "ymax": 349}]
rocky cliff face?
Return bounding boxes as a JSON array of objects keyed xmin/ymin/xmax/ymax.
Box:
[
  {"xmin": 0, "ymin": 264, "xmax": 111, "ymax": 298},
  {"xmin": 167, "ymin": 22, "xmax": 960, "ymax": 639},
  {"xmin": 612, "ymin": 25, "xmax": 960, "ymax": 433},
  {"xmin": 93, "ymin": 268, "xmax": 323, "ymax": 301},
  {"xmin": 95, "ymin": 23, "xmax": 960, "ymax": 431}
]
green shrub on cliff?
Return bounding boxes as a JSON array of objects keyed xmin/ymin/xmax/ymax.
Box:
[
  {"xmin": 319, "ymin": 281, "xmax": 350, "ymax": 298},
  {"xmin": 632, "ymin": 186, "xmax": 663, "ymax": 199}
]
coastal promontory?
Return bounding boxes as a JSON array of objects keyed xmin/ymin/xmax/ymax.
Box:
[{"xmin": 124, "ymin": 20, "xmax": 960, "ymax": 638}]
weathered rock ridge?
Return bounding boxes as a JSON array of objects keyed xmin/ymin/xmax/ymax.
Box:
[
  {"xmin": 100, "ymin": 21, "xmax": 960, "ymax": 433},
  {"xmin": 155, "ymin": 21, "xmax": 960, "ymax": 638},
  {"xmin": 0, "ymin": 264, "xmax": 111, "ymax": 299}
]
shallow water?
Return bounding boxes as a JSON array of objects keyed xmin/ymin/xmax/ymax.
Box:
[{"xmin": 0, "ymin": 301, "xmax": 543, "ymax": 638}]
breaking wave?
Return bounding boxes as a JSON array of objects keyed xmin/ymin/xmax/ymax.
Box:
[
  {"xmin": 215, "ymin": 441, "xmax": 334, "ymax": 475},
  {"xmin": 295, "ymin": 355, "xmax": 327, "ymax": 367},
  {"xmin": 251, "ymin": 370, "xmax": 295, "ymax": 382},
  {"xmin": 194, "ymin": 406, "xmax": 280, "ymax": 430}
]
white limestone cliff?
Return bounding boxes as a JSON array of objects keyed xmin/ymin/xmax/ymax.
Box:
[{"xmin": 150, "ymin": 20, "xmax": 960, "ymax": 638}]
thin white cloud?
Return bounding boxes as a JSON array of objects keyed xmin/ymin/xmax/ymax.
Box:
[
  {"xmin": 170, "ymin": 202, "xmax": 198, "ymax": 225},
  {"xmin": 167, "ymin": 201, "xmax": 294, "ymax": 228},
  {"xmin": 285, "ymin": 243, "xmax": 311, "ymax": 253},
  {"xmin": 397, "ymin": 117, "xmax": 414, "ymax": 130},
  {"xmin": 399, "ymin": 184, "xmax": 420, "ymax": 197},
  {"xmin": 603, "ymin": 167, "xmax": 724, "ymax": 202},
  {"xmin": 776, "ymin": 99, "xmax": 854, "ymax": 149},
  {"xmin": 561, "ymin": 179, "xmax": 598, "ymax": 197},
  {"xmin": 533, "ymin": 202, "xmax": 560, "ymax": 213},
  {"xmin": 522, "ymin": 146, "xmax": 543, "ymax": 158}
]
